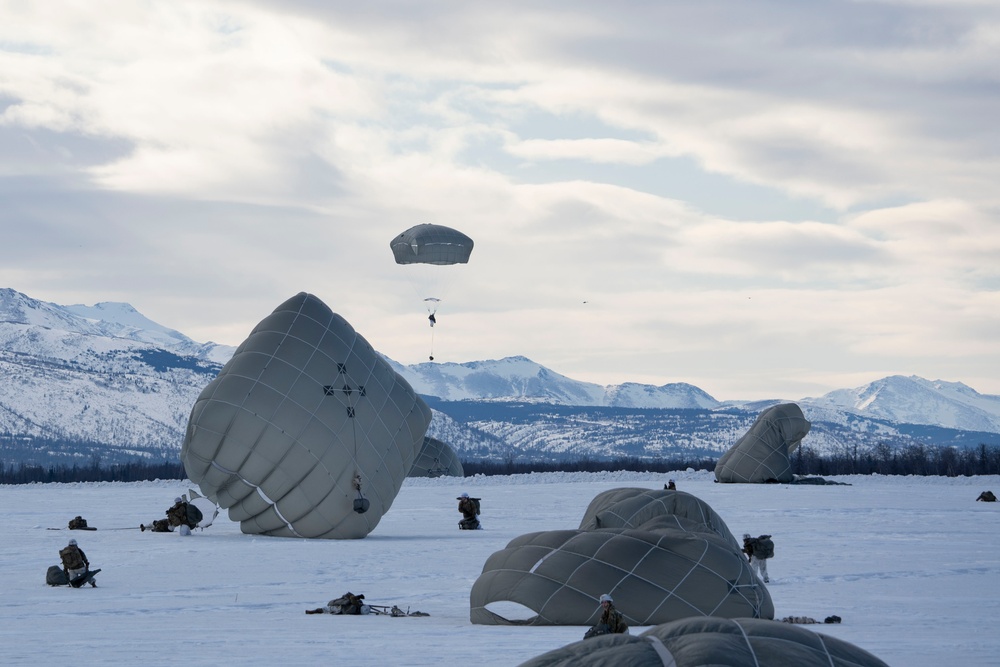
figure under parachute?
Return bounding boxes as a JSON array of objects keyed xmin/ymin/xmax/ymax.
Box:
[{"xmin": 390, "ymin": 224, "xmax": 474, "ymax": 361}]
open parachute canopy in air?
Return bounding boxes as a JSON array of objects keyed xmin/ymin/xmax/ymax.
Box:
[
  {"xmin": 390, "ymin": 223, "xmax": 474, "ymax": 266},
  {"xmin": 180, "ymin": 293, "xmax": 431, "ymax": 539}
]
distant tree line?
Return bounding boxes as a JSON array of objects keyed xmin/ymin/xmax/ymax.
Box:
[
  {"xmin": 792, "ymin": 442, "xmax": 1000, "ymax": 477},
  {"xmin": 463, "ymin": 442, "xmax": 1000, "ymax": 478},
  {"xmin": 462, "ymin": 456, "xmax": 718, "ymax": 477},
  {"xmin": 3, "ymin": 443, "xmax": 999, "ymax": 485},
  {"xmin": 0, "ymin": 458, "xmax": 186, "ymax": 485}
]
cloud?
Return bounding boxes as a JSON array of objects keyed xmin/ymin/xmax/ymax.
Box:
[{"xmin": 1, "ymin": 0, "xmax": 998, "ymax": 399}]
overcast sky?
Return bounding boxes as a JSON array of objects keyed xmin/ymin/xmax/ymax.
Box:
[{"xmin": 2, "ymin": 0, "xmax": 998, "ymax": 400}]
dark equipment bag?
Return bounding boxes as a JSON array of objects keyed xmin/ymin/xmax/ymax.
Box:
[
  {"xmin": 756, "ymin": 535, "xmax": 775, "ymax": 558},
  {"xmin": 47, "ymin": 565, "xmax": 70, "ymax": 586},
  {"xmin": 186, "ymin": 503, "xmax": 203, "ymax": 527}
]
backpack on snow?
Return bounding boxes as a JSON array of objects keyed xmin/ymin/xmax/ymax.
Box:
[
  {"xmin": 68, "ymin": 516, "xmax": 88, "ymax": 530},
  {"xmin": 46, "ymin": 565, "xmax": 70, "ymax": 586},
  {"xmin": 755, "ymin": 535, "xmax": 774, "ymax": 559},
  {"xmin": 186, "ymin": 503, "xmax": 203, "ymax": 527}
]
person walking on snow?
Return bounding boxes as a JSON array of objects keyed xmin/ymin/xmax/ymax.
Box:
[{"xmin": 743, "ymin": 533, "xmax": 772, "ymax": 583}]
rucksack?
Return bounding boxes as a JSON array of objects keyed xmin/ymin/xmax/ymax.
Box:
[
  {"xmin": 68, "ymin": 516, "xmax": 88, "ymax": 530},
  {"xmin": 472, "ymin": 498, "xmax": 481, "ymax": 516},
  {"xmin": 756, "ymin": 535, "xmax": 774, "ymax": 559},
  {"xmin": 186, "ymin": 503, "xmax": 203, "ymax": 527},
  {"xmin": 59, "ymin": 546, "xmax": 85, "ymax": 570},
  {"xmin": 46, "ymin": 565, "xmax": 69, "ymax": 586}
]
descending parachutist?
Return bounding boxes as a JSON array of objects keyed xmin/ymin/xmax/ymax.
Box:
[{"xmin": 428, "ymin": 313, "xmax": 436, "ymax": 327}]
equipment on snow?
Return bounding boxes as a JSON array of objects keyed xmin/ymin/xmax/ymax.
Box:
[{"xmin": 70, "ymin": 568, "xmax": 101, "ymax": 588}]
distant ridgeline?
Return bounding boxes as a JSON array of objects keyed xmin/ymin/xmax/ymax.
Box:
[
  {"xmin": 422, "ymin": 398, "xmax": 1000, "ymax": 463},
  {"xmin": 4, "ymin": 398, "xmax": 1000, "ymax": 480}
]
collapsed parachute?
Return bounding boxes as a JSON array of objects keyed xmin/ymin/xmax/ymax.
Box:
[
  {"xmin": 579, "ymin": 488, "xmax": 739, "ymax": 548},
  {"xmin": 409, "ymin": 436, "xmax": 465, "ymax": 478},
  {"xmin": 470, "ymin": 488, "xmax": 772, "ymax": 626},
  {"xmin": 517, "ymin": 617, "xmax": 890, "ymax": 667},
  {"xmin": 390, "ymin": 224, "xmax": 474, "ymax": 359},
  {"xmin": 180, "ymin": 293, "xmax": 431, "ymax": 539},
  {"xmin": 715, "ymin": 403, "xmax": 811, "ymax": 484}
]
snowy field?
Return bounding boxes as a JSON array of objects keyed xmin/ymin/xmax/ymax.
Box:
[{"xmin": 3, "ymin": 470, "xmax": 999, "ymax": 666}]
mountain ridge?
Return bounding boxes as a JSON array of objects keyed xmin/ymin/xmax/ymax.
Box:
[{"xmin": 2, "ymin": 288, "xmax": 998, "ymax": 467}]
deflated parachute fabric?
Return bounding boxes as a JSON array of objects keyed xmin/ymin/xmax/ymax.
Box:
[
  {"xmin": 715, "ymin": 403, "xmax": 811, "ymax": 484},
  {"xmin": 516, "ymin": 617, "xmax": 890, "ymax": 667},
  {"xmin": 471, "ymin": 488, "xmax": 771, "ymax": 626},
  {"xmin": 390, "ymin": 224, "xmax": 474, "ymax": 265},
  {"xmin": 578, "ymin": 488, "xmax": 739, "ymax": 549},
  {"xmin": 408, "ymin": 436, "xmax": 465, "ymax": 478},
  {"xmin": 180, "ymin": 293, "xmax": 431, "ymax": 539},
  {"xmin": 469, "ymin": 528, "xmax": 773, "ymax": 626}
]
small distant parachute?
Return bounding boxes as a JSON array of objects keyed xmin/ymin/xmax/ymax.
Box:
[
  {"xmin": 409, "ymin": 436, "xmax": 465, "ymax": 478},
  {"xmin": 180, "ymin": 293, "xmax": 431, "ymax": 539},
  {"xmin": 517, "ymin": 617, "xmax": 890, "ymax": 667},
  {"xmin": 715, "ymin": 403, "xmax": 811, "ymax": 484},
  {"xmin": 390, "ymin": 224, "xmax": 474, "ymax": 359}
]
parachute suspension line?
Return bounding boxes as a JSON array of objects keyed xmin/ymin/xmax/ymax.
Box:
[{"xmin": 330, "ymin": 361, "xmax": 370, "ymax": 514}]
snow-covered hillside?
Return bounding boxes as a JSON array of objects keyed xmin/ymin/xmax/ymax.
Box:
[
  {"xmin": 806, "ymin": 375, "xmax": 1000, "ymax": 433},
  {"xmin": 2, "ymin": 287, "xmax": 1000, "ymax": 467}
]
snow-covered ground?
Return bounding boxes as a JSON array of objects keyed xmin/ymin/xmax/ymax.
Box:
[{"xmin": 3, "ymin": 470, "xmax": 999, "ymax": 666}]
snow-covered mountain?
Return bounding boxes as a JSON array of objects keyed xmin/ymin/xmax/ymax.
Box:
[
  {"xmin": 0, "ymin": 288, "xmax": 234, "ymax": 363},
  {"xmin": 2, "ymin": 287, "xmax": 998, "ymax": 467},
  {"xmin": 387, "ymin": 356, "xmax": 720, "ymax": 409},
  {"xmin": 804, "ymin": 375, "xmax": 1000, "ymax": 433}
]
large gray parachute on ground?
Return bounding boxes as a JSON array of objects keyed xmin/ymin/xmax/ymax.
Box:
[
  {"xmin": 517, "ymin": 617, "xmax": 890, "ymax": 667},
  {"xmin": 470, "ymin": 529, "xmax": 772, "ymax": 626},
  {"xmin": 390, "ymin": 224, "xmax": 474, "ymax": 265},
  {"xmin": 579, "ymin": 488, "xmax": 739, "ymax": 549},
  {"xmin": 715, "ymin": 403, "xmax": 811, "ymax": 484},
  {"xmin": 470, "ymin": 488, "xmax": 772, "ymax": 626},
  {"xmin": 181, "ymin": 293, "xmax": 431, "ymax": 539},
  {"xmin": 409, "ymin": 436, "xmax": 464, "ymax": 478}
]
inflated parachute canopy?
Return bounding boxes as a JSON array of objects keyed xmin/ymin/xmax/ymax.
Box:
[
  {"xmin": 470, "ymin": 528, "xmax": 773, "ymax": 626},
  {"xmin": 180, "ymin": 293, "xmax": 431, "ymax": 539},
  {"xmin": 409, "ymin": 436, "xmax": 465, "ymax": 478},
  {"xmin": 516, "ymin": 617, "xmax": 890, "ymax": 667},
  {"xmin": 715, "ymin": 403, "xmax": 811, "ymax": 484},
  {"xmin": 390, "ymin": 223, "xmax": 474, "ymax": 265},
  {"xmin": 579, "ymin": 488, "xmax": 739, "ymax": 549}
]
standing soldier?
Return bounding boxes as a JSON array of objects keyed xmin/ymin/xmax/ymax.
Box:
[
  {"xmin": 457, "ymin": 492, "xmax": 481, "ymax": 530},
  {"xmin": 743, "ymin": 533, "xmax": 773, "ymax": 583}
]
